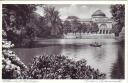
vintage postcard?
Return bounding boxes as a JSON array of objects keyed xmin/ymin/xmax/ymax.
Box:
[
  {"xmin": 0, "ymin": 1, "xmax": 127, "ymax": 83},
  {"xmin": 0, "ymin": 0, "xmax": 127, "ymax": 1}
]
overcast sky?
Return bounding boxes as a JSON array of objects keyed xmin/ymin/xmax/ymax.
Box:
[{"xmin": 35, "ymin": 4, "xmax": 112, "ymax": 20}]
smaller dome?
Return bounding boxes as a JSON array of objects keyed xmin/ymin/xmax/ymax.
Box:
[{"xmin": 92, "ymin": 10, "xmax": 106, "ymax": 17}]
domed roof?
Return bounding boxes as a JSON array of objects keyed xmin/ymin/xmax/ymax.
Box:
[{"xmin": 92, "ymin": 10, "xmax": 106, "ymax": 17}]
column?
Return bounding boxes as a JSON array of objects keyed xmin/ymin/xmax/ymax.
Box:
[
  {"xmin": 101, "ymin": 29, "xmax": 103, "ymax": 34},
  {"xmin": 100, "ymin": 30, "xmax": 102, "ymax": 34},
  {"xmin": 106, "ymin": 30, "xmax": 108, "ymax": 34}
]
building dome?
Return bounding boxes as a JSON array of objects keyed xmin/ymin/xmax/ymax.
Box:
[{"xmin": 92, "ymin": 10, "xmax": 106, "ymax": 17}]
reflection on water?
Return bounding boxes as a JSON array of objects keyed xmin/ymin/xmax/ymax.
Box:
[
  {"xmin": 12, "ymin": 42, "xmax": 124, "ymax": 79},
  {"xmin": 61, "ymin": 44, "xmax": 118, "ymax": 79}
]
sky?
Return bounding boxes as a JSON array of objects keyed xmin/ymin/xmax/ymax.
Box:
[{"xmin": 35, "ymin": 4, "xmax": 112, "ymax": 20}]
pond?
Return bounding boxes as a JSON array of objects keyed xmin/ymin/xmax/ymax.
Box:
[{"xmin": 12, "ymin": 39, "xmax": 124, "ymax": 79}]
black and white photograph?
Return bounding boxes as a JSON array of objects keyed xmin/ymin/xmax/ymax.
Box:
[{"xmin": 2, "ymin": 3, "xmax": 125, "ymax": 79}]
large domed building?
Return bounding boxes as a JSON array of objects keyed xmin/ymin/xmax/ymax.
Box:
[
  {"xmin": 91, "ymin": 10, "xmax": 113, "ymax": 35},
  {"xmin": 63, "ymin": 10, "xmax": 114, "ymax": 39},
  {"xmin": 92, "ymin": 10, "xmax": 106, "ymax": 18}
]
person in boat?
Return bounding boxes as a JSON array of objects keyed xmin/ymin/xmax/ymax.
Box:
[{"xmin": 90, "ymin": 42, "xmax": 102, "ymax": 47}]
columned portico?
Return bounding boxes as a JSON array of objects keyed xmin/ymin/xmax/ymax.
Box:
[
  {"xmin": 98, "ymin": 29, "xmax": 111, "ymax": 34},
  {"xmin": 92, "ymin": 10, "xmax": 113, "ymax": 35}
]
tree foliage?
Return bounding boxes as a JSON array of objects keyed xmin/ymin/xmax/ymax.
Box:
[
  {"xmin": 63, "ymin": 20, "xmax": 72, "ymax": 34},
  {"xmin": 43, "ymin": 6, "xmax": 63, "ymax": 38},
  {"xmin": 64, "ymin": 16, "xmax": 82, "ymax": 34},
  {"xmin": 2, "ymin": 30, "xmax": 27, "ymax": 79},
  {"xmin": 81, "ymin": 23, "xmax": 88, "ymax": 33},
  {"xmin": 90, "ymin": 22, "xmax": 99, "ymax": 33},
  {"xmin": 111, "ymin": 4, "xmax": 125, "ymax": 36},
  {"xmin": 2, "ymin": 4, "xmax": 37, "ymax": 47},
  {"xmin": 71, "ymin": 19, "xmax": 82, "ymax": 33}
]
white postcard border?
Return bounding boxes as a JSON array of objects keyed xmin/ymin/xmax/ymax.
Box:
[{"xmin": 0, "ymin": 1, "xmax": 127, "ymax": 83}]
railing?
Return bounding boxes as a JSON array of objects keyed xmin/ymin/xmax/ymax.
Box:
[{"xmin": 63, "ymin": 33, "xmax": 115, "ymax": 39}]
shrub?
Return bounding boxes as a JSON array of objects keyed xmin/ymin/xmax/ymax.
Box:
[
  {"xmin": 2, "ymin": 30, "xmax": 27, "ymax": 79},
  {"xmin": 26, "ymin": 54, "xmax": 106, "ymax": 79}
]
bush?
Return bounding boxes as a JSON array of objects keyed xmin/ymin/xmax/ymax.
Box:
[
  {"xmin": 26, "ymin": 54, "xmax": 106, "ymax": 79},
  {"xmin": 2, "ymin": 30, "xmax": 27, "ymax": 79}
]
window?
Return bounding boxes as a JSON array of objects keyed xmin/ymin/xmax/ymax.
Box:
[
  {"xmin": 100, "ymin": 24, "xmax": 107, "ymax": 29},
  {"xmin": 106, "ymin": 30, "xmax": 108, "ymax": 34},
  {"xmin": 99, "ymin": 30, "xmax": 102, "ymax": 34},
  {"xmin": 103, "ymin": 30, "xmax": 105, "ymax": 34}
]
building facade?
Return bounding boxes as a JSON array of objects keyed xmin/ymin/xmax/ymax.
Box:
[
  {"xmin": 91, "ymin": 10, "xmax": 113, "ymax": 34},
  {"xmin": 63, "ymin": 10, "xmax": 115, "ymax": 39}
]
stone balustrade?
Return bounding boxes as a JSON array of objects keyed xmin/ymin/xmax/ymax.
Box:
[{"xmin": 63, "ymin": 33, "xmax": 115, "ymax": 39}]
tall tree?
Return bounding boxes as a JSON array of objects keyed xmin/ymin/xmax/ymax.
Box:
[
  {"xmin": 111, "ymin": 4, "xmax": 125, "ymax": 36},
  {"xmin": 43, "ymin": 6, "xmax": 63, "ymax": 38},
  {"xmin": 2, "ymin": 4, "xmax": 36, "ymax": 47}
]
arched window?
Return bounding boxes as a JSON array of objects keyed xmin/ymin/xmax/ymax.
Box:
[{"xmin": 100, "ymin": 24, "xmax": 107, "ymax": 29}]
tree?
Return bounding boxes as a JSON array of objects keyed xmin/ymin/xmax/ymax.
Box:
[
  {"xmin": 111, "ymin": 4, "xmax": 125, "ymax": 36},
  {"xmin": 90, "ymin": 22, "xmax": 99, "ymax": 33},
  {"xmin": 25, "ymin": 13, "xmax": 43, "ymax": 42},
  {"xmin": 81, "ymin": 23, "xmax": 87, "ymax": 33},
  {"xmin": 84, "ymin": 22, "xmax": 99, "ymax": 33},
  {"xmin": 69, "ymin": 19, "xmax": 82, "ymax": 38},
  {"xmin": 35, "ymin": 16, "xmax": 50, "ymax": 38},
  {"xmin": 71, "ymin": 19, "xmax": 79, "ymax": 33},
  {"xmin": 66, "ymin": 16, "xmax": 81, "ymax": 33},
  {"xmin": 63, "ymin": 20, "xmax": 72, "ymax": 34},
  {"xmin": 85, "ymin": 23, "xmax": 91, "ymax": 33},
  {"xmin": 2, "ymin": 4, "xmax": 36, "ymax": 47},
  {"xmin": 43, "ymin": 6, "xmax": 63, "ymax": 38},
  {"xmin": 2, "ymin": 30, "xmax": 27, "ymax": 79}
]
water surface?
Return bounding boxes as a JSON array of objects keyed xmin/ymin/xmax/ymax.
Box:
[{"xmin": 12, "ymin": 39, "xmax": 124, "ymax": 79}]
